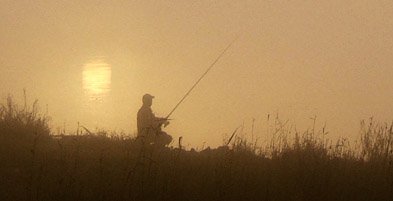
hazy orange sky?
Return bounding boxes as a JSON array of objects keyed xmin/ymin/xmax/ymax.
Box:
[{"xmin": 1, "ymin": 0, "xmax": 392, "ymax": 147}]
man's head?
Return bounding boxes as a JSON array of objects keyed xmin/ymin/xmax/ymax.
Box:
[{"xmin": 142, "ymin": 94, "xmax": 154, "ymax": 106}]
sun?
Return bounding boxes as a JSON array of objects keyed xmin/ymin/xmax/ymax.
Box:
[{"xmin": 82, "ymin": 60, "xmax": 112, "ymax": 97}]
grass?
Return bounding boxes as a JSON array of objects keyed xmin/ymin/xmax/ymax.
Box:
[{"xmin": 0, "ymin": 96, "xmax": 392, "ymax": 201}]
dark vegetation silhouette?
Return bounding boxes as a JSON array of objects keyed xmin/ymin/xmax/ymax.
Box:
[{"xmin": 1, "ymin": 95, "xmax": 392, "ymax": 201}]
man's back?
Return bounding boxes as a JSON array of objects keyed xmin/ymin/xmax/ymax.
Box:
[{"xmin": 137, "ymin": 105, "xmax": 154, "ymax": 136}]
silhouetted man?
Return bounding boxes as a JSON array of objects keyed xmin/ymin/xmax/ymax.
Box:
[{"xmin": 137, "ymin": 94, "xmax": 172, "ymax": 146}]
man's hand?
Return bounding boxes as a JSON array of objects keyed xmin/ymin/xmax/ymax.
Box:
[
  {"xmin": 154, "ymin": 117, "xmax": 170, "ymax": 127},
  {"xmin": 164, "ymin": 120, "xmax": 170, "ymax": 127}
]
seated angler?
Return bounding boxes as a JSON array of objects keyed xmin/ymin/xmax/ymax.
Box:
[{"xmin": 137, "ymin": 94, "xmax": 172, "ymax": 146}]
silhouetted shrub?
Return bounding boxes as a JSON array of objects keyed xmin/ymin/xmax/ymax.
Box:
[{"xmin": 0, "ymin": 95, "xmax": 50, "ymax": 138}]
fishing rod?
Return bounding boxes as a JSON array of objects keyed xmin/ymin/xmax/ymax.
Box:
[{"xmin": 165, "ymin": 37, "xmax": 238, "ymax": 119}]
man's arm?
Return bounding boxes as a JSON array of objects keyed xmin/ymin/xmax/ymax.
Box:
[{"xmin": 153, "ymin": 116, "xmax": 170, "ymax": 128}]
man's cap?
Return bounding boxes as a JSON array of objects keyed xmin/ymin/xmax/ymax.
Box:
[{"xmin": 143, "ymin": 94, "xmax": 155, "ymax": 102}]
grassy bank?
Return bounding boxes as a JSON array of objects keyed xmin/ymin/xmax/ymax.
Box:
[{"xmin": 1, "ymin": 96, "xmax": 392, "ymax": 201}]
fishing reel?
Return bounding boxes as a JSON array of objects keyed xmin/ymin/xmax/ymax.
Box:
[{"xmin": 154, "ymin": 117, "xmax": 172, "ymax": 129}]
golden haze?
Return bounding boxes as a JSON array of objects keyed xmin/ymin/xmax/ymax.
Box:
[{"xmin": 0, "ymin": 1, "xmax": 392, "ymax": 146}]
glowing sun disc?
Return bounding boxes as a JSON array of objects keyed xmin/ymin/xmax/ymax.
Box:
[{"xmin": 82, "ymin": 60, "xmax": 112, "ymax": 95}]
